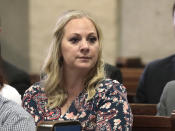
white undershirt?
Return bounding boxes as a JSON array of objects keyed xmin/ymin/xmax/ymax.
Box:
[{"xmin": 0, "ymin": 84, "xmax": 22, "ymax": 105}]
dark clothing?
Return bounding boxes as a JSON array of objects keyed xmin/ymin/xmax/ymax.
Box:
[
  {"xmin": 136, "ymin": 54, "xmax": 175, "ymax": 104},
  {"xmin": 104, "ymin": 63, "xmax": 123, "ymax": 83},
  {"xmin": 2, "ymin": 59, "xmax": 30, "ymax": 96}
]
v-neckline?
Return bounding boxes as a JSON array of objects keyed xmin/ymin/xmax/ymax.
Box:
[
  {"xmin": 60, "ymin": 100, "xmax": 74, "ymax": 117},
  {"xmin": 60, "ymin": 89, "xmax": 86, "ymax": 117}
]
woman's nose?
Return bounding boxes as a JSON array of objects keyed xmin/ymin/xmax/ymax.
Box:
[{"xmin": 80, "ymin": 40, "xmax": 89, "ymax": 53}]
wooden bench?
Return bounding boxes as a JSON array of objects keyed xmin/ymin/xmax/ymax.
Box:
[
  {"xmin": 130, "ymin": 103, "xmax": 157, "ymax": 115},
  {"xmin": 133, "ymin": 113, "xmax": 175, "ymax": 131},
  {"xmin": 120, "ymin": 68, "xmax": 144, "ymax": 102},
  {"xmin": 131, "ymin": 103, "xmax": 175, "ymax": 131}
]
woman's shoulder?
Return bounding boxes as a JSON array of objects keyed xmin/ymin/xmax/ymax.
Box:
[
  {"xmin": 24, "ymin": 82, "xmax": 43, "ymax": 96},
  {"xmin": 93, "ymin": 79, "xmax": 129, "ymax": 108},
  {"xmin": 96, "ymin": 78, "xmax": 127, "ymax": 95},
  {"xmin": 23, "ymin": 82, "xmax": 47, "ymax": 105}
]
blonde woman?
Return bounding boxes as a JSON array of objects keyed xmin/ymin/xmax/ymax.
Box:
[{"xmin": 22, "ymin": 10, "xmax": 133, "ymax": 130}]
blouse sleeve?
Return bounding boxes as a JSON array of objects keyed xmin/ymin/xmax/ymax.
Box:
[
  {"xmin": 96, "ymin": 80, "xmax": 133, "ymax": 131},
  {"xmin": 22, "ymin": 84, "xmax": 43, "ymax": 125}
]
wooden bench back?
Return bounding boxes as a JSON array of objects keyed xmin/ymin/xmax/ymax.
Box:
[
  {"xmin": 133, "ymin": 113, "xmax": 175, "ymax": 131},
  {"xmin": 121, "ymin": 68, "xmax": 143, "ymax": 94},
  {"xmin": 120, "ymin": 68, "xmax": 143, "ymax": 102},
  {"xmin": 130, "ymin": 103, "xmax": 157, "ymax": 115},
  {"xmin": 131, "ymin": 104, "xmax": 175, "ymax": 131}
]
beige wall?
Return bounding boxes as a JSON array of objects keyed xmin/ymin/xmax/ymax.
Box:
[
  {"xmin": 1, "ymin": 0, "xmax": 175, "ymax": 74},
  {"xmin": 120, "ymin": 0, "xmax": 175, "ymax": 64},
  {"xmin": 0, "ymin": 0, "xmax": 30, "ymax": 71},
  {"xmin": 29, "ymin": 0, "xmax": 118, "ymax": 73}
]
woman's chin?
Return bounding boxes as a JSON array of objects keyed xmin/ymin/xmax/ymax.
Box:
[{"xmin": 75, "ymin": 64, "xmax": 93, "ymax": 71}]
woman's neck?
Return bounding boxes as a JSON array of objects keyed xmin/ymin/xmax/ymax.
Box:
[{"xmin": 62, "ymin": 67, "xmax": 87, "ymax": 97}]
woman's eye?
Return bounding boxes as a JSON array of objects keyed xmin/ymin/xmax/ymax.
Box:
[
  {"xmin": 69, "ymin": 37, "xmax": 80, "ymax": 44},
  {"xmin": 88, "ymin": 37, "xmax": 97, "ymax": 43}
]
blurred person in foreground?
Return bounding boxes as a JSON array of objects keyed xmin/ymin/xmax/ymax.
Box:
[{"xmin": 0, "ymin": 94, "xmax": 35, "ymax": 131}]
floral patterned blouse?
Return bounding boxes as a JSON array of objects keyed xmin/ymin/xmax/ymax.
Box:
[{"xmin": 22, "ymin": 79, "xmax": 133, "ymax": 130}]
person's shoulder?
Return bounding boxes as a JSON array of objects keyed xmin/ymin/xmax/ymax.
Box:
[
  {"xmin": 2, "ymin": 84, "xmax": 20, "ymax": 93},
  {"xmin": 166, "ymin": 80, "xmax": 175, "ymax": 86},
  {"xmin": 0, "ymin": 96, "xmax": 35, "ymax": 130},
  {"xmin": 147, "ymin": 54, "xmax": 175, "ymax": 67},
  {"xmin": 96, "ymin": 79, "xmax": 126, "ymax": 94},
  {"xmin": 7, "ymin": 100, "xmax": 29, "ymax": 116},
  {"xmin": 1, "ymin": 96, "xmax": 29, "ymax": 117},
  {"xmin": 0, "ymin": 84, "xmax": 22, "ymax": 105},
  {"xmin": 24, "ymin": 82, "xmax": 42, "ymax": 96},
  {"xmin": 164, "ymin": 80, "xmax": 175, "ymax": 91}
]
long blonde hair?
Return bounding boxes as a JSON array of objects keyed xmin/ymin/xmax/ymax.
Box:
[{"xmin": 42, "ymin": 10, "xmax": 105, "ymax": 109}]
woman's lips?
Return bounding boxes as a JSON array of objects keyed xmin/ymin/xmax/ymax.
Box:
[
  {"xmin": 77, "ymin": 57, "xmax": 91, "ymax": 62},
  {"xmin": 77, "ymin": 57, "xmax": 91, "ymax": 59}
]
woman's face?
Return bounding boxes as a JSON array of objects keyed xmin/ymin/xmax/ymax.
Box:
[{"xmin": 61, "ymin": 17, "xmax": 100, "ymax": 72}]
